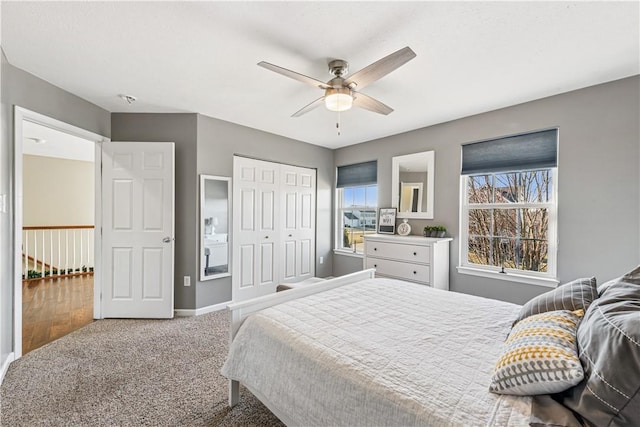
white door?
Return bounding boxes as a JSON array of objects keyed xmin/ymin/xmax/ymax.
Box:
[
  {"xmin": 281, "ymin": 164, "xmax": 316, "ymax": 283},
  {"xmin": 101, "ymin": 141, "xmax": 175, "ymax": 318},
  {"xmin": 233, "ymin": 157, "xmax": 279, "ymax": 301}
]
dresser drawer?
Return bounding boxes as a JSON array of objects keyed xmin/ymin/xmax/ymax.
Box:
[
  {"xmin": 365, "ymin": 240, "xmax": 431, "ymax": 263},
  {"xmin": 365, "ymin": 257, "xmax": 431, "ymax": 284}
]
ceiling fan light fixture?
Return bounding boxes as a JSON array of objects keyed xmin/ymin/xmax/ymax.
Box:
[
  {"xmin": 259, "ymin": 46, "xmax": 416, "ymax": 118},
  {"xmin": 324, "ymin": 87, "xmax": 353, "ymax": 112}
]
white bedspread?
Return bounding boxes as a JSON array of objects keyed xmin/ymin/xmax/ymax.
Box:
[{"xmin": 222, "ymin": 278, "xmax": 532, "ymax": 426}]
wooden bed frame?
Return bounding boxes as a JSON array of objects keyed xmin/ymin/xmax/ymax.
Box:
[{"xmin": 226, "ymin": 269, "xmax": 376, "ymax": 407}]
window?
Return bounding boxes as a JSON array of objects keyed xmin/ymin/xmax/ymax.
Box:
[
  {"xmin": 459, "ymin": 129, "xmax": 558, "ymax": 286},
  {"xmin": 336, "ymin": 161, "xmax": 378, "ymax": 254}
]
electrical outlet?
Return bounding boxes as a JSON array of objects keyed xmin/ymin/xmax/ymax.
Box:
[
  {"xmin": 319, "ymin": 256, "xmax": 324, "ymax": 264},
  {"xmin": 183, "ymin": 275, "xmax": 191, "ymax": 287}
]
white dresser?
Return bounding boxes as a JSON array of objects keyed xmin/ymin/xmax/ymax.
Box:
[{"xmin": 363, "ymin": 234, "xmax": 452, "ymax": 290}]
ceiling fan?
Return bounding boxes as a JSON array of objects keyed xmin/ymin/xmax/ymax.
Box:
[{"xmin": 258, "ymin": 46, "xmax": 416, "ymax": 117}]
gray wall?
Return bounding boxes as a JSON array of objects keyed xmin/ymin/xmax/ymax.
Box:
[
  {"xmin": 111, "ymin": 113, "xmax": 198, "ymax": 310},
  {"xmin": 334, "ymin": 76, "xmax": 640, "ymax": 304},
  {"xmin": 0, "ymin": 57, "xmax": 110, "ymax": 363},
  {"xmin": 196, "ymin": 114, "xmax": 334, "ymax": 308}
]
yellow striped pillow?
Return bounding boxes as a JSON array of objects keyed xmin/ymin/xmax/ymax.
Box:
[{"xmin": 490, "ymin": 309, "xmax": 584, "ymax": 395}]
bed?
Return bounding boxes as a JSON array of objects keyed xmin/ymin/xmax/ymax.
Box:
[
  {"xmin": 222, "ymin": 270, "xmax": 532, "ymax": 426},
  {"xmin": 222, "ymin": 267, "xmax": 640, "ymax": 426}
]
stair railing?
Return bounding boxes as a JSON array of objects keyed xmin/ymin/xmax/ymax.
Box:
[{"xmin": 22, "ymin": 225, "xmax": 94, "ymax": 280}]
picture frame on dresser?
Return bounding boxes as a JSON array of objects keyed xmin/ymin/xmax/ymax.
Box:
[{"xmin": 378, "ymin": 208, "xmax": 397, "ymax": 234}]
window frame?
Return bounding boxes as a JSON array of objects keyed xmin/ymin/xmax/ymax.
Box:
[
  {"xmin": 335, "ymin": 184, "xmax": 378, "ymax": 255},
  {"xmin": 458, "ymin": 169, "xmax": 559, "ymax": 287}
]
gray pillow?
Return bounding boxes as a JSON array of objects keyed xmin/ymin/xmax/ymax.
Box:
[
  {"xmin": 514, "ymin": 277, "xmax": 597, "ymax": 324},
  {"xmin": 596, "ymin": 278, "xmax": 616, "ymax": 296},
  {"xmin": 561, "ymin": 265, "xmax": 640, "ymax": 427},
  {"xmin": 598, "ymin": 265, "xmax": 640, "ymax": 295},
  {"xmin": 530, "ymin": 395, "xmax": 582, "ymax": 427}
]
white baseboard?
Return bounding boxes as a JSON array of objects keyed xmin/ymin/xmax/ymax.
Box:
[
  {"xmin": 1, "ymin": 352, "xmax": 15, "ymax": 385},
  {"xmin": 174, "ymin": 301, "xmax": 230, "ymax": 317}
]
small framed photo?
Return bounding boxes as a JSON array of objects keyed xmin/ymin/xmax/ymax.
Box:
[{"xmin": 378, "ymin": 208, "xmax": 397, "ymax": 234}]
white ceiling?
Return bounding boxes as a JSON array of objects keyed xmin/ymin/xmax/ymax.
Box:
[
  {"xmin": 22, "ymin": 121, "xmax": 95, "ymax": 162},
  {"xmin": 2, "ymin": 1, "xmax": 639, "ymax": 149}
]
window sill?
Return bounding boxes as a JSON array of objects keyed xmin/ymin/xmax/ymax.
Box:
[
  {"xmin": 333, "ymin": 249, "xmax": 364, "ymax": 259},
  {"xmin": 457, "ymin": 266, "xmax": 558, "ymax": 288}
]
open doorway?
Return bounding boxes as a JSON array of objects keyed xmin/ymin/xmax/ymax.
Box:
[
  {"xmin": 21, "ymin": 122, "xmax": 96, "ymax": 354},
  {"xmin": 13, "ymin": 107, "xmax": 107, "ymax": 358}
]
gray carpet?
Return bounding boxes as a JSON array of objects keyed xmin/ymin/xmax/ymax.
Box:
[{"xmin": 0, "ymin": 311, "xmax": 285, "ymax": 426}]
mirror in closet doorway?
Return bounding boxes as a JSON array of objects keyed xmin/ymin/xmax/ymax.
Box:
[{"xmin": 200, "ymin": 175, "xmax": 231, "ymax": 281}]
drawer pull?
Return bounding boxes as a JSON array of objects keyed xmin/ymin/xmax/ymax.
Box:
[
  {"xmin": 413, "ymin": 271, "xmax": 417, "ymax": 274},
  {"xmin": 374, "ymin": 264, "xmax": 377, "ymax": 268},
  {"xmin": 413, "ymin": 252, "xmax": 417, "ymax": 256},
  {"xmin": 374, "ymin": 247, "xmax": 377, "ymax": 251}
]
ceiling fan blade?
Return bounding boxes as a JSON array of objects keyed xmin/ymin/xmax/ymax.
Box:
[
  {"xmin": 352, "ymin": 92, "xmax": 394, "ymax": 115},
  {"xmin": 344, "ymin": 46, "xmax": 416, "ymax": 90},
  {"xmin": 258, "ymin": 61, "xmax": 330, "ymax": 90},
  {"xmin": 292, "ymin": 96, "xmax": 325, "ymax": 117}
]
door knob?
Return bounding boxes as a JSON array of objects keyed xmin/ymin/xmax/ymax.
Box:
[{"xmin": 162, "ymin": 237, "xmax": 174, "ymax": 243}]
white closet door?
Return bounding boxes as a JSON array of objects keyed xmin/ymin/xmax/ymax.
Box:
[
  {"xmin": 232, "ymin": 157, "xmax": 279, "ymax": 301},
  {"xmin": 280, "ymin": 164, "xmax": 316, "ymax": 283}
]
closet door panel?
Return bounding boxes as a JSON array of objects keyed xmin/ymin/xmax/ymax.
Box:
[
  {"xmin": 260, "ymin": 168, "xmax": 276, "ymax": 184},
  {"xmin": 300, "ymin": 238, "xmax": 312, "ymax": 276},
  {"xmin": 283, "ymin": 240, "xmax": 297, "ymax": 280},
  {"xmin": 280, "ymin": 164, "xmax": 316, "ymax": 284},
  {"xmin": 283, "ymin": 171, "xmax": 297, "ymax": 186},
  {"xmin": 233, "ymin": 157, "xmax": 279, "ymax": 301},
  {"xmin": 285, "ymin": 193, "xmax": 297, "ymax": 229},
  {"xmin": 239, "ymin": 244, "xmax": 254, "ymax": 288},
  {"xmin": 261, "ymin": 191, "xmax": 275, "ymax": 231},
  {"xmin": 240, "ymin": 189, "xmax": 255, "ymax": 231},
  {"xmin": 259, "ymin": 242, "xmax": 275, "ymax": 284},
  {"xmin": 301, "ymin": 193, "xmax": 312, "ymax": 230}
]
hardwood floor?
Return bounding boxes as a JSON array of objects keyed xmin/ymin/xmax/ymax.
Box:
[{"xmin": 22, "ymin": 275, "xmax": 94, "ymax": 355}]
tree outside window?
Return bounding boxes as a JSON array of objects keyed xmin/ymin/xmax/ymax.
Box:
[{"xmin": 464, "ymin": 170, "xmax": 554, "ymax": 275}]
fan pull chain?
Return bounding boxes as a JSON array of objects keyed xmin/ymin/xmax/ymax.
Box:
[{"xmin": 336, "ymin": 111, "xmax": 341, "ymax": 136}]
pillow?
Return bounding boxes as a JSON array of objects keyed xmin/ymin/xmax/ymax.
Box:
[
  {"xmin": 530, "ymin": 395, "xmax": 583, "ymax": 427},
  {"xmin": 597, "ymin": 264, "xmax": 640, "ymax": 295},
  {"xmin": 596, "ymin": 277, "xmax": 617, "ymax": 296},
  {"xmin": 514, "ymin": 277, "xmax": 597, "ymax": 324},
  {"xmin": 489, "ymin": 309, "xmax": 584, "ymax": 396},
  {"xmin": 561, "ymin": 265, "xmax": 640, "ymax": 427}
]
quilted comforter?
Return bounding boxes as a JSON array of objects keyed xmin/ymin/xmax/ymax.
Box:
[{"xmin": 222, "ymin": 277, "xmax": 532, "ymax": 426}]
